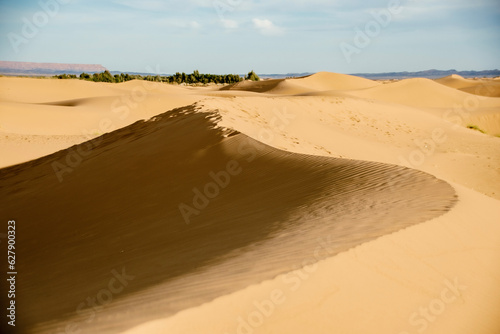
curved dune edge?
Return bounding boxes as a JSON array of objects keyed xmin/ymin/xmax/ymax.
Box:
[
  {"xmin": 0, "ymin": 74, "xmax": 497, "ymax": 334},
  {"xmin": 1, "ymin": 105, "xmax": 457, "ymax": 334},
  {"xmin": 121, "ymin": 184, "xmax": 500, "ymax": 334},
  {"xmin": 200, "ymin": 96, "xmax": 500, "ymax": 199},
  {"xmin": 2, "ymin": 74, "xmax": 499, "ymax": 167},
  {"xmin": 0, "ymin": 76, "xmax": 206, "ymax": 167}
]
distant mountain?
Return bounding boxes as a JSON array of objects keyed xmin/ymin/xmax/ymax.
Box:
[
  {"xmin": 259, "ymin": 73, "xmax": 314, "ymax": 79},
  {"xmin": 109, "ymin": 70, "xmax": 170, "ymax": 77},
  {"xmin": 253, "ymin": 69, "xmax": 500, "ymax": 80},
  {"xmin": 350, "ymin": 69, "xmax": 500, "ymax": 80},
  {"xmin": 0, "ymin": 61, "xmax": 107, "ymax": 76}
]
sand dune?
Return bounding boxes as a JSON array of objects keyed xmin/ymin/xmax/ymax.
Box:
[
  {"xmin": 288, "ymin": 77, "xmax": 500, "ymax": 138},
  {"xmin": 221, "ymin": 78, "xmax": 286, "ymax": 93},
  {"xmin": 344, "ymin": 77, "xmax": 499, "ymax": 108},
  {"xmin": 459, "ymin": 81, "xmax": 500, "ymax": 97},
  {"xmin": 435, "ymin": 74, "xmax": 500, "ymax": 97},
  {"xmin": 0, "ymin": 73, "xmax": 499, "ymax": 334},
  {"xmin": 435, "ymin": 74, "xmax": 482, "ymax": 89},
  {"xmin": 1, "ymin": 105, "xmax": 457, "ymax": 333},
  {"xmin": 125, "ymin": 182, "xmax": 500, "ymax": 334},
  {"xmin": 0, "ymin": 77, "xmax": 203, "ymax": 166},
  {"xmin": 0, "ymin": 77, "xmax": 122, "ymax": 103},
  {"xmin": 219, "ymin": 78, "xmax": 323, "ymax": 96},
  {"xmin": 291, "ymin": 71, "xmax": 380, "ymax": 91},
  {"xmin": 221, "ymin": 72, "xmax": 379, "ymax": 95},
  {"xmin": 200, "ymin": 95, "xmax": 500, "ymax": 199},
  {"xmin": 332, "ymin": 77, "xmax": 500, "ymax": 136},
  {"xmin": 0, "ymin": 78, "xmax": 202, "ymax": 136}
]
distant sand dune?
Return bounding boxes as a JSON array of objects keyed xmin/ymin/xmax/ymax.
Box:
[
  {"xmin": 435, "ymin": 74, "xmax": 481, "ymax": 89},
  {"xmin": 344, "ymin": 78, "xmax": 499, "ymax": 108},
  {"xmin": 201, "ymin": 95, "xmax": 500, "ymax": 199},
  {"xmin": 0, "ymin": 77, "xmax": 203, "ymax": 165},
  {"xmin": 219, "ymin": 75, "xmax": 500, "ymax": 137},
  {"xmin": 291, "ymin": 71, "xmax": 380, "ymax": 91},
  {"xmin": 0, "ymin": 77, "xmax": 122, "ymax": 103},
  {"xmin": 435, "ymin": 74, "xmax": 500, "ymax": 97},
  {"xmin": 221, "ymin": 78, "xmax": 286, "ymax": 93},
  {"xmin": 220, "ymin": 72, "xmax": 379, "ymax": 95},
  {"xmin": 459, "ymin": 81, "xmax": 500, "ymax": 97}
]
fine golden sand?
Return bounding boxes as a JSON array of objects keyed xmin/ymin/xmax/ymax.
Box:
[{"xmin": 0, "ymin": 73, "xmax": 499, "ymax": 334}]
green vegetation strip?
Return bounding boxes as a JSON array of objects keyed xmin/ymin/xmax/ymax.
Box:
[{"xmin": 53, "ymin": 70, "xmax": 260, "ymax": 85}]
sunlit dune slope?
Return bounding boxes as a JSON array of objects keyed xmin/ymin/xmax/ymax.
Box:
[
  {"xmin": 334, "ymin": 78, "xmax": 500, "ymax": 135},
  {"xmin": 435, "ymin": 74, "xmax": 500, "ymax": 97},
  {"xmin": 201, "ymin": 94, "xmax": 500, "ymax": 199},
  {"xmin": 345, "ymin": 78, "xmax": 499, "ymax": 108},
  {"xmin": 435, "ymin": 74, "xmax": 482, "ymax": 89},
  {"xmin": 291, "ymin": 71, "xmax": 380, "ymax": 91},
  {"xmin": 0, "ymin": 77, "xmax": 123, "ymax": 103},
  {"xmin": 0, "ymin": 77, "xmax": 203, "ymax": 167},
  {"xmin": 0, "ymin": 105, "xmax": 456, "ymax": 334}
]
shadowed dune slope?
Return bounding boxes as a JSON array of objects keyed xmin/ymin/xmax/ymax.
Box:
[
  {"xmin": 0, "ymin": 105, "xmax": 457, "ymax": 334},
  {"xmin": 220, "ymin": 78, "xmax": 286, "ymax": 93}
]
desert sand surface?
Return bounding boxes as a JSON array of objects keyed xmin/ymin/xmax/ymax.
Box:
[
  {"xmin": 435, "ymin": 74, "xmax": 500, "ymax": 97},
  {"xmin": 0, "ymin": 73, "xmax": 499, "ymax": 334}
]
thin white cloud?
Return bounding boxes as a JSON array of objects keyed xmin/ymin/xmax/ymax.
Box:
[
  {"xmin": 190, "ymin": 21, "xmax": 201, "ymax": 29},
  {"xmin": 151, "ymin": 18, "xmax": 201, "ymax": 30},
  {"xmin": 252, "ymin": 18, "xmax": 284, "ymax": 36},
  {"xmin": 112, "ymin": 0, "xmax": 167, "ymax": 11},
  {"xmin": 402, "ymin": 0, "xmax": 497, "ymax": 15},
  {"xmin": 112, "ymin": 0, "xmax": 215, "ymax": 11},
  {"xmin": 221, "ymin": 19, "xmax": 238, "ymax": 29}
]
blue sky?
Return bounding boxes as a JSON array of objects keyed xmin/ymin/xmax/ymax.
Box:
[{"xmin": 1, "ymin": 0, "xmax": 499, "ymax": 74}]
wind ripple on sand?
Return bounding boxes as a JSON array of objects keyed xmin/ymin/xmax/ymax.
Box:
[{"xmin": 0, "ymin": 105, "xmax": 457, "ymax": 333}]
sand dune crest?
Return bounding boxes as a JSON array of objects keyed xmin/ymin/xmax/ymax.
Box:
[{"xmin": 0, "ymin": 104, "xmax": 457, "ymax": 333}]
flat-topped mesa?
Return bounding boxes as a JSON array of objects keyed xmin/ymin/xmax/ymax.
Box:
[{"xmin": 0, "ymin": 61, "xmax": 107, "ymax": 75}]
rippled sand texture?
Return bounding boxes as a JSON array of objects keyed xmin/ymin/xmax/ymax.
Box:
[{"xmin": 0, "ymin": 73, "xmax": 499, "ymax": 334}]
